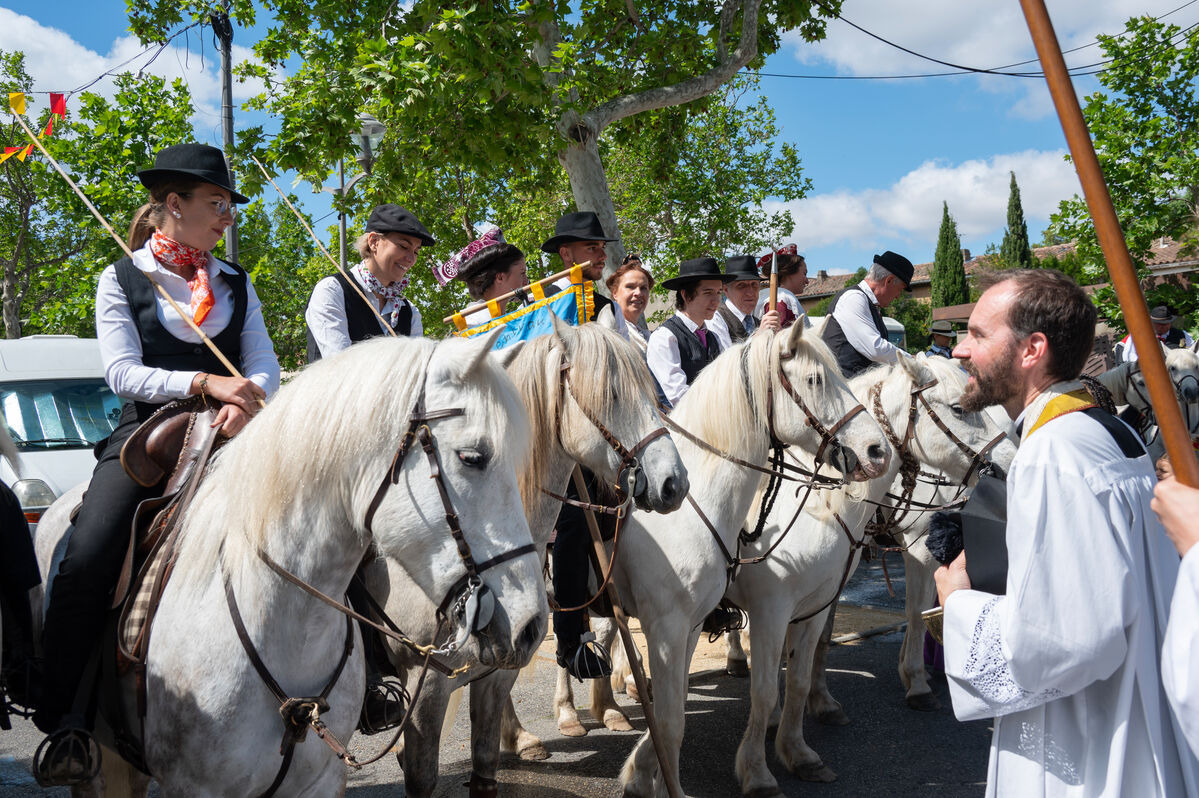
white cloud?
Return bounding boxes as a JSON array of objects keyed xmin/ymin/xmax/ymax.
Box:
[
  {"xmin": 786, "ymin": 0, "xmax": 1172, "ymax": 117},
  {"xmin": 766, "ymin": 149, "xmax": 1081, "ymax": 254},
  {"xmin": 0, "ymin": 8, "xmax": 273, "ymax": 136}
]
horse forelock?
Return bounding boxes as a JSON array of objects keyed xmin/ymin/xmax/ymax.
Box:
[{"xmin": 172, "ymin": 335, "xmax": 528, "ymax": 588}]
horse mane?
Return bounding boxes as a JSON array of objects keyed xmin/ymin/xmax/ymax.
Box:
[
  {"xmin": 508, "ymin": 324, "xmax": 657, "ymax": 509},
  {"xmin": 172, "ymin": 335, "xmax": 529, "ymax": 588}
]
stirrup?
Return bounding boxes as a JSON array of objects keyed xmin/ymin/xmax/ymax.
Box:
[
  {"xmin": 703, "ymin": 600, "xmax": 748, "ymax": 642},
  {"xmin": 357, "ymin": 679, "xmax": 408, "ymax": 735},
  {"xmin": 559, "ymin": 631, "xmax": 612, "ymax": 682},
  {"xmin": 32, "ymin": 727, "xmax": 102, "ymax": 787}
]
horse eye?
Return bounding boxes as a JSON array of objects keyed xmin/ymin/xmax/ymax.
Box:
[
  {"xmin": 806, "ymin": 375, "xmax": 823, "ymax": 387},
  {"xmin": 950, "ymin": 405, "xmax": 965, "ymax": 417},
  {"xmin": 457, "ymin": 449, "xmax": 489, "ymax": 469}
]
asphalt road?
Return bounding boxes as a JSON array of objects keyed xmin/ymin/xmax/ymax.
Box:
[{"xmin": 1, "ymin": 565, "xmax": 991, "ymax": 796}]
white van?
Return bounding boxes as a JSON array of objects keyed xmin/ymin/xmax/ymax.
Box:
[{"xmin": 0, "ymin": 336, "xmax": 121, "ymax": 528}]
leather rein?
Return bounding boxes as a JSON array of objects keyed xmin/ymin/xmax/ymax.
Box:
[{"xmin": 222, "ymin": 352, "xmax": 537, "ymax": 795}]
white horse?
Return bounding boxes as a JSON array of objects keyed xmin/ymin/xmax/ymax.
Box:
[
  {"xmin": 611, "ymin": 322, "xmax": 891, "ymax": 797},
  {"xmin": 34, "ymin": 333, "xmax": 548, "ymax": 796},
  {"xmin": 726, "ymin": 354, "xmax": 1017, "ymax": 797},
  {"xmin": 369, "ymin": 320, "xmax": 688, "ymax": 797},
  {"xmin": 1097, "ymin": 343, "xmax": 1199, "ymax": 461}
]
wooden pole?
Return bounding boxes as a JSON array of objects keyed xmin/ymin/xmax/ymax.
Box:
[
  {"xmin": 442, "ymin": 264, "xmax": 588, "ymax": 325},
  {"xmin": 1018, "ymin": 0, "xmax": 1199, "ymax": 487},
  {"xmin": 768, "ymin": 249, "xmax": 778, "ymax": 313},
  {"xmin": 570, "ymin": 467, "xmax": 684, "ymax": 798},
  {"xmin": 13, "ymin": 113, "xmax": 264, "ymax": 407},
  {"xmin": 249, "ymin": 156, "xmax": 397, "ymax": 338}
]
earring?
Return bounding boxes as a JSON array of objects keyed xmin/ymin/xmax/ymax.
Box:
[{"xmin": 172, "ymin": 210, "xmax": 182, "ymax": 219}]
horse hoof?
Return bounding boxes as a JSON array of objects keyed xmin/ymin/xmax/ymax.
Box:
[
  {"xmin": 906, "ymin": 692, "xmax": 941, "ymax": 712},
  {"xmin": 518, "ymin": 741, "xmax": 550, "ymax": 761},
  {"xmin": 796, "ymin": 762, "xmax": 838, "ymax": 783},
  {"xmin": 727, "ymin": 658, "xmax": 750, "ymax": 678},
  {"xmin": 558, "ymin": 718, "xmax": 587, "ymax": 737},
  {"xmin": 626, "ymin": 682, "xmax": 640, "ymax": 702},
  {"xmin": 812, "ymin": 707, "xmax": 850, "ymax": 726},
  {"xmin": 743, "ymin": 786, "xmax": 786, "ymax": 798},
  {"xmin": 602, "ymin": 709, "xmax": 634, "ymax": 732}
]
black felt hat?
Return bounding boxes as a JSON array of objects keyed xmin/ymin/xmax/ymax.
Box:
[
  {"xmin": 1149, "ymin": 305, "xmax": 1175, "ymax": 323},
  {"xmin": 661, "ymin": 257, "xmax": 738, "ymax": 291},
  {"xmin": 540, "ymin": 211, "xmax": 617, "ymax": 253},
  {"xmin": 874, "ymin": 251, "xmax": 914, "ymax": 288},
  {"xmin": 138, "ymin": 143, "xmax": 250, "ymax": 204},
  {"xmin": 365, "ymin": 204, "xmax": 435, "ymax": 246},
  {"xmin": 723, "ymin": 255, "xmax": 761, "ymax": 282}
]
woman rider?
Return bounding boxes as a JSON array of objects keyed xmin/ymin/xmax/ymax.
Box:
[
  {"xmin": 441, "ymin": 227, "xmax": 528, "ymax": 326},
  {"xmin": 34, "ymin": 143, "xmax": 280, "ymax": 785},
  {"xmin": 605, "ymin": 253, "xmax": 654, "ymax": 354}
]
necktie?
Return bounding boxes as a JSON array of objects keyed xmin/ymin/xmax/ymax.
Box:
[
  {"xmin": 696, "ymin": 327, "xmax": 708, "ymax": 348},
  {"xmin": 744, "ymin": 315, "xmax": 756, "ymax": 333}
]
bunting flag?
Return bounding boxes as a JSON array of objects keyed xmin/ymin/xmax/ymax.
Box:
[
  {"xmin": 3, "ymin": 92, "xmax": 67, "ymax": 164},
  {"xmin": 453, "ymin": 266, "xmax": 594, "ymax": 351}
]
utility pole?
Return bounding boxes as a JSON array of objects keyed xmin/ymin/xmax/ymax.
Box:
[{"xmin": 211, "ymin": 8, "xmax": 238, "ymax": 263}]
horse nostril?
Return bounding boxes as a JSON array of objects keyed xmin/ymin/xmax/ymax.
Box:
[
  {"xmin": 867, "ymin": 443, "xmax": 887, "ymax": 463},
  {"xmin": 661, "ymin": 475, "xmax": 678, "ymax": 504},
  {"xmin": 518, "ymin": 618, "xmax": 543, "ymax": 657}
]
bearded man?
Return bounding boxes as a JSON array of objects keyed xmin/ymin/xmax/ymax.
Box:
[{"xmin": 936, "ymin": 269, "xmax": 1199, "ymax": 797}]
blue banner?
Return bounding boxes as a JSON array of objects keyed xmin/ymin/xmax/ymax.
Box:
[{"xmin": 454, "ymin": 268, "xmax": 594, "ymax": 351}]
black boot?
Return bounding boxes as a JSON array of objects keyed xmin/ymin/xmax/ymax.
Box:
[
  {"xmin": 32, "ymin": 721, "xmax": 102, "ymax": 787},
  {"xmin": 557, "ymin": 631, "xmax": 612, "ymax": 681}
]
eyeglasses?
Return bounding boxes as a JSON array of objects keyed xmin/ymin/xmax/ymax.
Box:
[{"xmin": 207, "ymin": 198, "xmax": 237, "ymax": 218}]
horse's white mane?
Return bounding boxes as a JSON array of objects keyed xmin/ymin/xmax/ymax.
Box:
[
  {"xmin": 507, "ymin": 323, "xmax": 656, "ymax": 509},
  {"xmin": 172, "ymin": 335, "xmax": 529, "ymax": 588}
]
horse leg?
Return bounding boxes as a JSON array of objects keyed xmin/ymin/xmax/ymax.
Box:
[
  {"xmin": 553, "ymin": 661, "xmax": 588, "ymax": 737},
  {"xmin": 469, "ymin": 672, "xmax": 519, "ymax": 796},
  {"xmin": 609, "ymin": 626, "xmax": 636, "ymax": 699},
  {"xmin": 589, "ymin": 619, "xmax": 633, "ymax": 730},
  {"xmin": 805, "ymin": 603, "xmax": 849, "ymax": 726},
  {"xmin": 500, "ymin": 692, "xmax": 549, "ymax": 761},
  {"xmin": 899, "ymin": 549, "xmax": 941, "ymax": 712},
  {"xmin": 734, "ymin": 609, "xmax": 787, "ymax": 797},
  {"xmin": 399, "ymin": 675, "xmax": 455, "ymax": 798},
  {"xmin": 726, "ymin": 628, "xmax": 749, "ymax": 678},
  {"xmin": 776, "ymin": 613, "xmax": 837, "ymax": 783},
  {"xmin": 619, "ymin": 621, "xmax": 694, "ymax": 798}
]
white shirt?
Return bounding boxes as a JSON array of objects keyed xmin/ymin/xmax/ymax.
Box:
[
  {"xmin": 829, "ymin": 281, "xmax": 899, "ymax": 365},
  {"xmin": 943, "ymin": 392, "xmax": 1199, "ymax": 797},
  {"xmin": 1118, "ymin": 331, "xmax": 1194, "ymax": 362},
  {"xmin": 647, "ymin": 311, "xmax": 716, "ymax": 408},
  {"xmin": 753, "ymin": 287, "xmax": 807, "ymax": 328},
  {"xmin": 305, "ymin": 264, "xmax": 423, "ymax": 358},
  {"xmin": 96, "ymin": 243, "xmax": 280, "ymax": 404},
  {"xmin": 1165, "ymin": 546, "xmax": 1199, "ymax": 757},
  {"xmin": 709, "ymin": 299, "xmax": 755, "ymax": 351}
]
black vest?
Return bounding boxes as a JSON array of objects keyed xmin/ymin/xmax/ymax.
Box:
[
  {"xmin": 821, "ymin": 285, "xmax": 889, "ymax": 378},
  {"xmin": 662, "ymin": 315, "xmax": 722, "ymax": 387},
  {"xmin": 715, "ymin": 304, "xmax": 750, "ymax": 344},
  {"xmin": 1160, "ymin": 327, "xmax": 1188, "ymax": 349},
  {"xmin": 305, "ymin": 270, "xmax": 413, "ymax": 362},
  {"xmin": 115, "ymin": 255, "xmax": 247, "ymax": 418}
]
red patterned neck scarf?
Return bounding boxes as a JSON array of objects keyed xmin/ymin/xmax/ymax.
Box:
[{"xmin": 149, "ymin": 230, "xmax": 215, "ymax": 325}]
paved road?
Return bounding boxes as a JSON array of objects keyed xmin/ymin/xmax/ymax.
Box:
[{"xmin": 2, "ymin": 566, "xmax": 990, "ymax": 796}]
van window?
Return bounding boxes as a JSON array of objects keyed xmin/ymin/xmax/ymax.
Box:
[{"xmin": 1, "ymin": 379, "xmax": 121, "ymax": 450}]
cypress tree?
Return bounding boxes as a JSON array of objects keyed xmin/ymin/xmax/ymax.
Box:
[
  {"xmin": 1000, "ymin": 171, "xmax": 1034, "ymax": 269},
  {"xmin": 931, "ymin": 202, "xmax": 969, "ymax": 307}
]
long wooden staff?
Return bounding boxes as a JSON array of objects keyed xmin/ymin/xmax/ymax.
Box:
[
  {"xmin": 768, "ymin": 249, "xmax": 778, "ymax": 313},
  {"xmin": 442, "ymin": 264, "xmax": 589, "ymax": 325},
  {"xmin": 1019, "ymin": 0, "xmax": 1199, "ymax": 487},
  {"xmin": 249, "ymin": 155, "xmax": 397, "ymax": 338},
  {"xmin": 12, "ymin": 114, "xmax": 265, "ymax": 408},
  {"xmin": 570, "ymin": 466, "xmax": 685, "ymax": 798}
]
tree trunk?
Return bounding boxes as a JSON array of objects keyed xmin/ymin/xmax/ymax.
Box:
[
  {"xmin": 3, "ymin": 262, "xmax": 22, "ymax": 339},
  {"xmin": 557, "ymin": 126, "xmax": 625, "ymax": 287}
]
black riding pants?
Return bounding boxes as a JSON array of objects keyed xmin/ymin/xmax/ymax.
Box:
[
  {"xmin": 36, "ymin": 403, "xmax": 160, "ymax": 732},
  {"xmin": 550, "ymin": 470, "xmax": 601, "ymax": 659}
]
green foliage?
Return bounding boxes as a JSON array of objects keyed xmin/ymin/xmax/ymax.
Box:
[
  {"xmin": 808, "ymin": 294, "xmax": 834, "ymax": 317},
  {"xmin": 886, "ymin": 294, "xmax": 930, "ymax": 352},
  {"xmin": 999, "ymin": 172, "xmax": 1033, "ymax": 270},
  {"xmin": 931, "ymin": 202, "xmax": 968, "ymax": 307},
  {"xmin": 1049, "ymin": 15, "xmax": 1199, "ymax": 325}
]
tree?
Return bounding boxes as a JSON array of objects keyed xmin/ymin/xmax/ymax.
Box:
[
  {"xmin": 999, "ymin": 172, "xmax": 1033, "ymax": 270},
  {"xmin": 887, "ymin": 293, "xmax": 930, "ymax": 353},
  {"xmin": 128, "ymin": 0, "xmax": 840, "ymax": 288},
  {"xmin": 1049, "ymin": 15, "xmax": 1199, "ymax": 328},
  {"xmin": 930, "ymin": 202, "xmax": 968, "ymax": 307}
]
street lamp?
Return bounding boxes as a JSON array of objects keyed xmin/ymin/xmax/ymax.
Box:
[{"xmin": 325, "ymin": 113, "xmax": 387, "ymax": 270}]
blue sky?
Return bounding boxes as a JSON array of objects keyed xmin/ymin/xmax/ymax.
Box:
[{"xmin": 2, "ymin": 1, "xmax": 1188, "ymax": 273}]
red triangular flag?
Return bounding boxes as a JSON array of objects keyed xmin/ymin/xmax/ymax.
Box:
[
  {"xmin": 15, "ymin": 142, "xmax": 34, "ymax": 161},
  {"xmin": 49, "ymin": 93, "xmax": 65, "ymax": 117},
  {"xmin": 0, "ymin": 147, "xmax": 20, "ymax": 164},
  {"xmin": 41, "ymin": 117, "xmax": 53, "ymax": 137}
]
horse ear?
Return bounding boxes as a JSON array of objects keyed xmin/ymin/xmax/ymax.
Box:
[
  {"xmin": 595, "ymin": 304, "xmax": 618, "ymax": 331},
  {"xmin": 549, "ymin": 311, "xmax": 571, "ymax": 346},
  {"xmin": 493, "ymin": 339, "xmax": 525, "ymax": 369},
  {"xmin": 897, "ymin": 351, "xmax": 934, "ymax": 386},
  {"xmin": 780, "ymin": 315, "xmax": 805, "ymax": 357},
  {"xmin": 461, "ymin": 328, "xmax": 504, "ymax": 376}
]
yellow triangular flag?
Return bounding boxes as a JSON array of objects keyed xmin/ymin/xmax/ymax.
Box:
[
  {"xmin": 15, "ymin": 142, "xmax": 33, "ymax": 162},
  {"xmin": 8, "ymin": 92, "xmax": 25, "ymax": 115}
]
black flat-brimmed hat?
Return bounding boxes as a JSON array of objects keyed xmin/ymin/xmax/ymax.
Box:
[
  {"xmin": 930, "ymin": 320, "xmax": 955, "ymax": 335},
  {"xmin": 541, "ymin": 211, "xmax": 617, "ymax": 253},
  {"xmin": 874, "ymin": 250, "xmax": 914, "ymax": 288},
  {"xmin": 1149, "ymin": 305, "xmax": 1175, "ymax": 323},
  {"xmin": 138, "ymin": 143, "xmax": 250, "ymax": 204},
  {"xmin": 661, "ymin": 257, "xmax": 738, "ymax": 291},
  {"xmin": 723, "ymin": 255, "xmax": 761, "ymax": 283},
  {"xmin": 365, "ymin": 204, "xmax": 435, "ymax": 246}
]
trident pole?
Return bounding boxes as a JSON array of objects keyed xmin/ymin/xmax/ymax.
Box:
[
  {"xmin": 211, "ymin": 8, "xmax": 238, "ymax": 263},
  {"xmin": 1018, "ymin": 0, "xmax": 1199, "ymax": 487}
]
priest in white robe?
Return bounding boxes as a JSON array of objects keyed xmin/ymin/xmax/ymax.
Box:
[
  {"xmin": 1152, "ymin": 475, "xmax": 1199, "ymax": 757},
  {"xmin": 936, "ymin": 270, "xmax": 1199, "ymax": 798}
]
